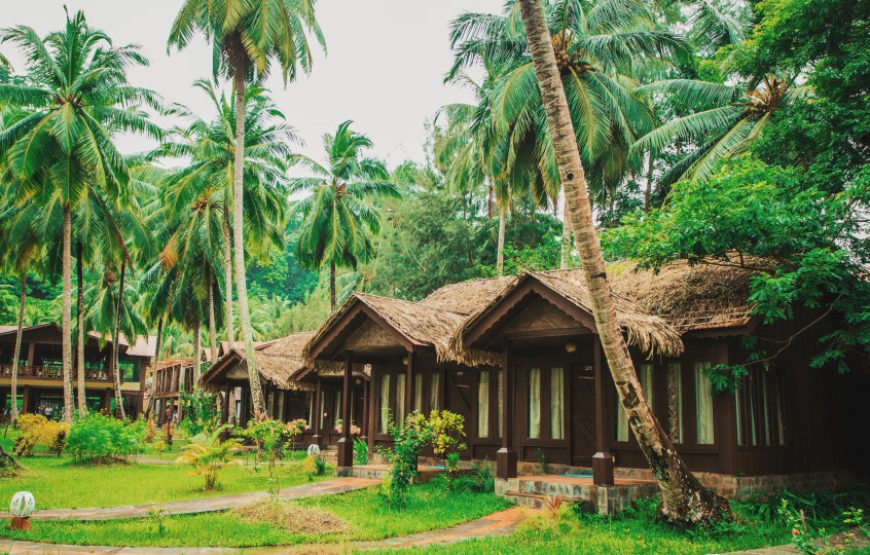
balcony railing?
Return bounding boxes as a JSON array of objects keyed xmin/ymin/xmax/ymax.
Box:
[{"xmin": 0, "ymin": 365, "xmax": 112, "ymax": 381}]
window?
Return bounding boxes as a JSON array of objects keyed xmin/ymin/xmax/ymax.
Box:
[
  {"xmin": 736, "ymin": 368, "xmax": 786, "ymax": 447},
  {"xmin": 414, "ymin": 373, "xmax": 423, "ymax": 413},
  {"xmin": 276, "ymin": 392, "xmax": 285, "ymax": 421},
  {"xmin": 430, "ymin": 373, "xmax": 440, "ymax": 410},
  {"xmin": 306, "ymin": 392, "xmax": 314, "ymax": 429},
  {"xmin": 497, "ymin": 370, "xmax": 503, "ymax": 438},
  {"xmin": 396, "ymin": 373, "xmax": 406, "ymax": 425},
  {"xmin": 667, "ymin": 363, "xmax": 683, "ymax": 443},
  {"xmin": 615, "ymin": 387, "xmax": 630, "ymax": 442},
  {"xmin": 639, "ymin": 364, "xmax": 654, "ymax": 407},
  {"xmin": 528, "ymin": 368, "xmax": 541, "ymax": 439},
  {"xmin": 551, "ymin": 367, "xmax": 565, "ymax": 440},
  {"xmin": 333, "ymin": 392, "xmax": 341, "ymax": 430},
  {"xmin": 478, "ymin": 371, "xmax": 490, "ymax": 438},
  {"xmin": 695, "ymin": 362, "xmax": 715, "ymax": 444},
  {"xmin": 379, "ymin": 374, "xmax": 391, "ymax": 434}
]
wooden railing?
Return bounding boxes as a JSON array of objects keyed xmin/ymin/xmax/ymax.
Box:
[{"xmin": 0, "ymin": 364, "xmax": 112, "ymax": 381}]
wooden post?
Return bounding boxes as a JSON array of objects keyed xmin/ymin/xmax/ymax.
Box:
[
  {"xmin": 312, "ymin": 377, "xmax": 322, "ymax": 445},
  {"xmin": 367, "ymin": 370, "xmax": 376, "ymax": 454},
  {"xmin": 337, "ymin": 351, "xmax": 354, "ymax": 469},
  {"xmin": 360, "ymin": 378, "xmax": 369, "ymax": 443},
  {"xmin": 21, "ymin": 386, "xmax": 30, "ymax": 415},
  {"xmin": 497, "ymin": 341, "xmax": 517, "ymax": 479},
  {"xmin": 404, "ymin": 350, "xmax": 415, "ymax": 418},
  {"xmin": 26, "ymin": 343, "xmax": 35, "ymax": 367},
  {"xmin": 592, "ymin": 335, "xmax": 615, "ymax": 486}
]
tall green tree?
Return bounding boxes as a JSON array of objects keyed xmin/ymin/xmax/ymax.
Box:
[
  {"xmin": 515, "ymin": 0, "xmax": 727, "ymax": 523},
  {"xmin": 169, "ymin": 0, "xmax": 324, "ymax": 418},
  {"xmin": 0, "ymin": 9, "xmax": 161, "ymax": 421},
  {"xmin": 292, "ymin": 120, "xmax": 401, "ymax": 310}
]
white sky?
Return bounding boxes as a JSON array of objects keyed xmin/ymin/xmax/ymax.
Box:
[{"xmin": 2, "ymin": 0, "xmax": 503, "ymax": 168}]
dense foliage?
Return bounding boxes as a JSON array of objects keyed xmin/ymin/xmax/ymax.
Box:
[{"xmin": 65, "ymin": 414, "xmax": 144, "ymax": 463}]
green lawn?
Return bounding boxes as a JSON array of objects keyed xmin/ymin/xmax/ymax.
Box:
[
  {"xmin": 0, "ymin": 483, "xmax": 511, "ymax": 548},
  {"xmin": 0, "ymin": 456, "xmax": 320, "ymax": 509}
]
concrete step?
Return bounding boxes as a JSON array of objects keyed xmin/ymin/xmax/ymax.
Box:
[
  {"xmin": 502, "ymin": 491, "xmax": 577, "ymax": 510},
  {"xmin": 517, "ymin": 479, "xmax": 594, "ymax": 499}
]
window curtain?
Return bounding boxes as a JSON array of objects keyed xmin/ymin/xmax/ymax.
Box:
[
  {"xmin": 478, "ymin": 371, "xmax": 490, "ymax": 438},
  {"xmin": 379, "ymin": 374, "xmax": 391, "ymax": 434},
  {"xmin": 497, "ymin": 370, "xmax": 503, "ymax": 438},
  {"xmin": 396, "ymin": 373, "xmax": 406, "ymax": 425},
  {"xmin": 430, "ymin": 373, "xmax": 440, "ymax": 410},
  {"xmin": 334, "ymin": 392, "xmax": 341, "ymax": 431},
  {"xmin": 695, "ymin": 362, "xmax": 715, "ymax": 444},
  {"xmin": 528, "ymin": 368, "xmax": 541, "ymax": 439},
  {"xmin": 639, "ymin": 364, "xmax": 654, "ymax": 407},
  {"xmin": 276, "ymin": 391, "xmax": 285, "ymax": 422},
  {"xmin": 550, "ymin": 367, "xmax": 565, "ymax": 440},
  {"xmin": 414, "ymin": 373, "xmax": 423, "ymax": 413},
  {"xmin": 667, "ymin": 363, "xmax": 683, "ymax": 443},
  {"xmin": 615, "ymin": 390, "xmax": 629, "ymax": 442}
]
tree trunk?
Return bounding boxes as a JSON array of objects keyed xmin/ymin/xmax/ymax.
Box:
[
  {"xmin": 487, "ymin": 180, "xmax": 494, "ymax": 219},
  {"xmin": 208, "ymin": 269, "xmax": 218, "ymax": 362},
  {"xmin": 496, "ymin": 204, "xmax": 507, "ymax": 276},
  {"xmin": 329, "ymin": 261, "xmax": 337, "ymax": 311},
  {"xmin": 231, "ymin": 67, "xmax": 266, "ymax": 419},
  {"xmin": 561, "ymin": 195, "xmax": 572, "ymax": 269},
  {"xmin": 644, "ymin": 154, "xmax": 654, "ymax": 212},
  {"xmin": 10, "ymin": 276, "xmax": 26, "ymax": 425},
  {"xmin": 222, "ymin": 201, "xmax": 235, "ymax": 347},
  {"xmin": 143, "ymin": 315, "xmax": 164, "ymax": 420},
  {"xmin": 76, "ymin": 241, "xmax": 87, "ymax": 416},
  {"xmin": 193, "ymin": 320, "xmax": 202, "ymax": 388},
  {"xmin": 111, "ymin": 260, "xmax": 127, "ymax": 419},
  {"xmin": 517, "ymin": 0, "xmax": 728, "ymax": 525},
  {"xmin": 61, "ymin": 204, "xmax": 74, "ymax": 423}
]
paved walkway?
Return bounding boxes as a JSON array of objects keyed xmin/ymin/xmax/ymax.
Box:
[
  {"xmin": 0, "ymin": 478, "xmax": 379, "ymax": 521},
  {"xmin": 0, "ymin": 507, "xmax": 538, "ymax": 554}
]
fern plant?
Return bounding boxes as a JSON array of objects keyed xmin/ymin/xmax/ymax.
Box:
[{"xmin": 174, "ymin": 426, "xmax": 242, "ymax": 490}]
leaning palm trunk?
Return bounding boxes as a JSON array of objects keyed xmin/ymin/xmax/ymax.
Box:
[
  {"xmin": 231, "ymin": 63, "xmax": 266, "ymax": 418},
  {"xmin": 61, "ymin": 205, "xmax": 74, "ymax": 423},
  {"xmin": 76, "ymin": 241, "xmax": 87, "ymax": 416},
  {"xmin": 193, "ymin": 320, "xmax": 202, "ymax": 387},
  {"xmin": 517, "ymin": 0, "xmax": 728, "ymax": 524},
  {"xmin": 111, "ymin": 260, "xmax": 127, "ymax": 419},
  {"xmin": 561, "ymin": 197, "xmax": 572, "ymax": 269},
  {"xmin": 10, "ymin": 276, "xmax": 26, "ymax": 425},
  {"xmin": 143, "ymin": 316, "xmax": 164, "ymax": 420},
  {"xmin": 496, "ymin": 204, "xmax": 507, "ymax": 276},
  {"xmin": 222, "ymin": 203, "xmax": 235, "ymax": 347},
  {"xmin": 208, "ymin": 270, "xmax": 218, "ymax": 362},
  {"xmin": 329, "ymin": 261, "xmax": 337, "ymax": 311}
]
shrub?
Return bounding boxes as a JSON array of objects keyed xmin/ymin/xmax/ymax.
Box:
[
  {"xmin": 178, "ymin": 388, "xmax": 218, "ymax": 436},
  {"xmin": 383, "ymin": 413, "xmax": 431, "ymax": 510},
  {"xmin": 302, "ymin": 453, "xmax": 328, "ymax": 480},
  {"xmin": 13, "ymin": 414, "xmax": 67, "ymax": 457},
  {"xmin": 174, "ymin": 426, "xmax": 242, "ymax": 489},
  {"xmin": 426, "ymin": 410, "xmax": 466, "ymax": 462},
  {"xmin": 237, "ymin": 418, "xmax": 305, "ymax": 473},
  {"xmin": 65, "ymin": 413, "xmax": 144, "ymax": 463},
  {"xmin": 354, "ymin": 437, "xmax": 369, "ymax": 465}
]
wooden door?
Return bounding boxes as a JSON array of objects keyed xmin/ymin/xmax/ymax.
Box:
[
  {"xmin": 571, "ymin": 362, "xmax": 596, "ymax": 465},
  {"xmin": 445, "ymin": 370, "xmax": 473, "ymax": 456}
]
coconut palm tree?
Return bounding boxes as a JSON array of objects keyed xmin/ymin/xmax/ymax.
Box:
[
  {"xmin": 292, "ymin": 121, "xmax": 401, "ymax": 310},
  {"xmin": 515, "ymin": 0, "xmax": 727, "ymax": 524},
  {"xmin": 0, "ymin": 9, "xmax": 161, "ymax": 421},
  {"xmin": 168, "ymin": 0, "xmax": 325, "ymax": 418},
  {"xmin": 632, "ymin": 76, "xmax": 800, "ymax": 187}
]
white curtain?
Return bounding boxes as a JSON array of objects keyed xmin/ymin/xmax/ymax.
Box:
[
  {"xmin": 640, "ymin": 364, "xmax": 654, "ymax": 407},
  {"xmin": 695, "ymin": 362, "xmax": 714, "ymax": 444},
  {"xmin": 616, "ymin": 387, "xmax": 629, "ymax": 442},
  {"xmin": 414, "ymin": 373, "xmax": 423, "ymax": 413},
  {"xmin": 478, "ymin": 371, "xmax": 490, "ymax": 438},
  {"xmin": 667, "ymin": 363, "xmax": 683, "ymax": 443},
  {"xmin": 396, "ymin": 373, "xmax": 406, "ymax": 425},
  {"xmin": 550, "ymin": 367, "xmax": 565, "ymax": 440},
  {"xmin": 497, "ymin": 370, "xmax": 503, "ymax": 438},
  {"xmin": 528, "ymin": 368, "xmax": 541, "ymax": 438},
  {"xmin": 430, "ymin": 373, "xmax": 440, "ymax": 410},
  {"xmin": 379, "ymin": 374, "xmax": 391, "ymax": 433},
  {"xmin": 276, "ymin": 391, "xmax": 285, "ymax": 422}
]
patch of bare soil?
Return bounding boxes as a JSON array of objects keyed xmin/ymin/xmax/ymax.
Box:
[{"xmin": 233, "ymin": 499, "xmax": 349, "ymax": 535}]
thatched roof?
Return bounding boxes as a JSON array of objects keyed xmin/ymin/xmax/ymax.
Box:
[{"xmin": 202, "ymin": 332, "xmax": 317, "ymax": 391}]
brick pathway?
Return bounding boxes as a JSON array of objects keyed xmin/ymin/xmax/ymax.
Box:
[
  {"xmin": 0, "ymin": 507, "xmax": 539, "ymax": 554},
  {"xmin": 0, "ymin": 478, "xmax": 379, "ymax": 521}
]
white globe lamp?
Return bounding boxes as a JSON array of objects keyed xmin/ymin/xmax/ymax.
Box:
[
  {"xmin": 9, "ymin": 491, "xmax": 35, "ymax": 530},
  {"xmin": 307, "ymin": 443, "xmax": 321, "ymax": 457}
]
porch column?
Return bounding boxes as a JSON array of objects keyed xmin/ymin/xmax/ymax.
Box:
[
  {"xmin": 312, "ymin": 377, "xmax": 323, "ymax": 445},
  {"xmin": 497, "ymin": 341, "xmax": 517, "ymax": 479},
  {"xmin": 26, "ymin": 343, "xmax": 35, "ymax": 367},
  {"xmin": 360, "ymin": 378, "xmax": 369, "ymax": 443},
  {"xmin": 404, "ymin": 350, "xmax": 415, "ymax": 419},
  {"xmin": 22, "ymin": 386, "xmax": 30, "ymax": 414},
  {"xmin": 592, "ymin": 336, "xmax": 615, "ymax": 486},
  {"xmin": 222, "ymin": 384, "xmax": 231, "ymax": 424},
  {"xmin": 101, "ymin": 389, "xmax": 111, "ymax": 413},
  {"xmin": 337, "ymin": 351, "xmax": 354, "ymax": 468},
  {"xmin": 367, "ymin": 369, "xmax": 376, "ymax": 453}
]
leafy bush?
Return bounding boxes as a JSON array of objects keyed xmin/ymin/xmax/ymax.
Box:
[
  {"xmin": 353, "ymin": 437, "xmax": 369, "ymax": 465},
  {"xmin": 426, "ymin": 410, "xmax": 466, "ymax": 461},
  {"xmin": 432, "ymin": 461, "xmax": 495, "ymax": 494},
  {"xmin": 65, "ymin": 413, "xmax": 144, "ymax": 463},
  {"xmin": 237, "ymin": 418, "xmax": 306, "ymax": 473},
  {"xmin": 178, "ymin": 388, "xmax": 219, "ymax": 436},
  {"xmin": 174, "ymin": 426, "xmax": 242, "ymax": 489},
  {"xmin": 13, "ymin": 414, "xmax": 67, "ymax": 457},
  {"xmin": 382, "ymin": 413, "xmax": 430, "ymax": 510},
  {"xmin": 302, "ymin": 453, "xmax": 328, "ymax": 480}
]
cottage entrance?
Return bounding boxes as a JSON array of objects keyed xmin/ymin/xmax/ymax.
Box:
[
  {"xmin": 571, "ymin": 361, "xmax": 596, "ymax": 465},
  {"xmin": 445, "ymin": 369, "xmax": 473, "ymax": 457}
]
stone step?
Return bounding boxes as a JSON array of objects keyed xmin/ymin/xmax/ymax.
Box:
[
  {"xmin": 502, "ymin": 491, "xmax": 577, "ymax": 510},
  {"xmin": 517, "ymin": 479, "xmax": 594, "ymax": 499}
]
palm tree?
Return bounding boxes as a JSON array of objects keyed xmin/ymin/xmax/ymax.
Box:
[
  {"xmin": 0, "ymin": 9, "xmax": 161, "ymax": 421},
  {"xmin": 292, "ymin": 121, "xmax": 401, "ymax": 310},
  {"xmin": 515, "ymin": 0, "xmax": 727, "ymax": 524},
  {"xmin": 168, "ymin": 0, "xmax": 325, "ymax": 418},
  {"xmin": 632, "ymin": 75, "xmax": 800, "ymax": 187}
]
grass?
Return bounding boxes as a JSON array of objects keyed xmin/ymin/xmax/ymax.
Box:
[
  {"xmin": 0, "ymin": 483, "xmax": 512, "ymax": 548},
  {"xmin": 0, "ymin": 455, "xmax": 321, "ymax": 509}
]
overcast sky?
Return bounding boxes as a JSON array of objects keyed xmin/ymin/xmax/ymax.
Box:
[{"xmin": 2, "ymin": 0, "xmax": 503, "ymax": 168}]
